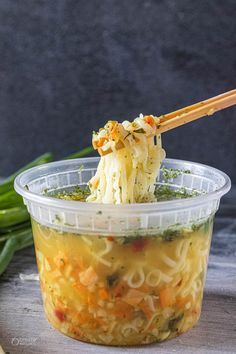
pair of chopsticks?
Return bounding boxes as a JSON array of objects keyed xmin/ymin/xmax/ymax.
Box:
[
  {"xmin": 156, "ymin": 89, "xmax": 236, "ymax": 134},
  {"xmin": 97, "ymin": 89, "xmax": 236, "ymax": 156}
]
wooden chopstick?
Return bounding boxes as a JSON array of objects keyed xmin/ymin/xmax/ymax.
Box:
[
  {"xmin": 97, "ymin": 89, "xmax": 236, "ymax": 156},
  {"xmin": 156, "ymin": 89, "xmax": 236, "ymax": 134},
  {"xmin": 158, "ymin": 89, "xmax": 236, "ymax": 122}
]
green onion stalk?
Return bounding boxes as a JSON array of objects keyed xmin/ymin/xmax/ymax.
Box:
[{"xmin": 0, "ymin": 146, "xmax": 93, "ymax": 275}]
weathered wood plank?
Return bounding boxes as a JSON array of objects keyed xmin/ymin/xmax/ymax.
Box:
[{"xmin": 0, "ymin": 216, "xmax": 236, "ymax": 354}]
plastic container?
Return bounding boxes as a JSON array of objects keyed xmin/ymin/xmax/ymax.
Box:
[{"xmin": 14, "ymin": 157, "xmax": 231, "ymax": 346}]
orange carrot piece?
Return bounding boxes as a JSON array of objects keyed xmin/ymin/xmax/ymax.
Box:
[
  {"xmin": 159, "ymin": 287, "xmax": 176, "ymax": 308},
  {"xmin": 113, "ymin": 301, "xmax": 133, "ymax": 319},
  {"xmin": 99, "ymin": 288, "xmax": 109, "ymax": 300},
  {"xmin": 96, "ymin": 137, "xmax": 107, "ymax": 148},
  {"xmin": 144, "ymin": 115, "xmax": 155, "ymax": 127}
]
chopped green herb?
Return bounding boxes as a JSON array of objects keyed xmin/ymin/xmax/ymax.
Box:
[
  {"xmin": 154, "ymin": 185, "xmax": 198, "ymax": 201},
  {"xmin": 46, "ymin": 168, "xmax": 199, "ymax": 204},
  {"xmin": 162, "ymin": 229, "xmax": 180, "ymax": 242},
  {"xmin": 46, "ymin": 185, "xmax": 90, "ymax": 201},
  {"xmin": 122, "ymin": 235, "xmax": 144, "ymax": 245},
  {"xmin": 55, "ymin": 214, "xmax": 61, "ymax": 222},
  {"xmin": 168, "ymin": 313, "xmax": 184, "ymax": 331},
  {"xmin": 192, "ymin": 217, "xmax": 213, "ymax": 234},
  {"xmin": 161, "ymin": 167, "xmax": 191, "ymax": 182}
]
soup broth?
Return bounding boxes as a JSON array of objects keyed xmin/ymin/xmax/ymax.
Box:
[{"xmin": 32, "ymin": 216, "xmax": 213, "ymax": 345}]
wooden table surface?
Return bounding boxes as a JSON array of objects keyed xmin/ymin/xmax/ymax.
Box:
[{"xmin": 1, "ymin": 192, "xmax": 236, "ymax": 354}]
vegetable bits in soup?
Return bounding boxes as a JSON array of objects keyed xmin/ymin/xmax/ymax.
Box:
[{"xmin": 32, "ymin": 216, "xmax": 213, "ymax": 345}]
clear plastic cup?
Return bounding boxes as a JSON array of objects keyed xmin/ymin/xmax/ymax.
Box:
[{"xmin": 14, "ymin": 157, "xmax": 230, "ymax": 346}]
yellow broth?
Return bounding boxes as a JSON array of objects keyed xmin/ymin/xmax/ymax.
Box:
[{"xmin": 32, "ymin": 218, "xmax": 213, "ymax": 345}]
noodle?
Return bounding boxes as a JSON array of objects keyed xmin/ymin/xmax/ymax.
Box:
[
  {"xmin": 87, "ymin": 114, "xmax": 165, "ymax": 204},
  {"xmin": 97, "ymin": 238, "xmax": 113, "ymax": 257},
  {"xmin": 91, "ymin": 253, "xmax": 112, "ymax": 267},
  {"xmin": 160, "ymin": 271, "xmax": 173, "ymax": 283},
  {"xmin": 81, "ymin": 236, "xmax": 92, "ymax": 245},
  {"xmin": 146, "ymin": 269, "xmax": 161, "ymax": 287},
  {"xmin": 124, "ymin": 266, "xmax": 145, "ymax": 288},
  {"xmin": 160, "ymin": 253, "xmax": 177, "ymax": 268},
  {"xmin": 121, "ymin": 324, "xmax": 139, "ymax": 337}
]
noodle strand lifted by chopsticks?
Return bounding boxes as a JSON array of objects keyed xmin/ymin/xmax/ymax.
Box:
[{"xmin": 87, "ymin": 114, "xmax": 166, "ymax": 204}]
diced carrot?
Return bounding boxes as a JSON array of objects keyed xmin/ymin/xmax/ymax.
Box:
[
  {"xmin": 113, "ymin": 301, "xmax": 133, "ymax": 319},
  {"xmin": 110, "ymin": 124, "xmax": 119, "ymax": 140},
  {"xmin": 145, "ymin": 115, "xmax": 155, "ymax": 127},
  {"xmin": 95, "ymin": 137, "xmax": 107, "ymax": 148},
  {"xmin": 99, "ymin": 288, "xmax": 109, "ymax": 300},
  {"xmin": 159, "ymin": 287, "xmax": 176, "ymax": 308}
]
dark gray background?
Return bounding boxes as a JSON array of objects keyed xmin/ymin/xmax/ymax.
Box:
[{"xmin": 0, "ymin": 0, "xmax": 235, "ymax": 181}]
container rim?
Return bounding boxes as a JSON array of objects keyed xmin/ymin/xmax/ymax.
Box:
[{"xmin": 14, "ymin": 157, "xmax": 231, "ymax": 213}]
